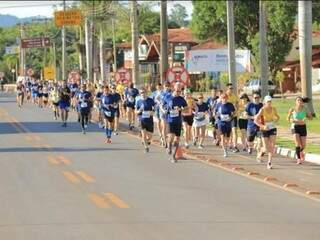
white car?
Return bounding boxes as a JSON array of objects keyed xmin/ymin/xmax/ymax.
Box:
[{"xmin": 243, "ymin": 79, "xmax": 277, "ymax": 97}]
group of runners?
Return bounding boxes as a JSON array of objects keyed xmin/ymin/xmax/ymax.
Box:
[{"xmin": 15, "ymin": 78, "xmax": 313, "ymax": 168}]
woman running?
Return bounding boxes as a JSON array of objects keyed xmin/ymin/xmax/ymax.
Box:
[
  {"xmin": 287, "ymin": 97, "xmax": 313, "ymax": 164},
  {"xmin": 16, "ymin": 81, "xmax": 25, "ymax": 108},
  {"xmin": 50, "ymin": 86, "xmax": 60, "ymax": 120},
  {"xmin": 76, "ymin": 84, "xmax": 92, "ymax": 134},
  {"xmin": 254, "ymin": 95, "xmax": 280, "ymax": 169},
  {"xmin": 216, "ymin": 93, "xmax": 235, "ymax": 158},
  {"xmin": 182, "ymin": 88, "xmax": 194, "ymax": 148},
  {"xmin": 238, "ymin": 93, "xmax": 250, "ymax": 151},
  {"xmin": 42, "ymin": 84, "xmax": 49, "ymax": 108},
  {"xmin": 193, "ymin": 93, "xmax": 209, "ymax": 149}
]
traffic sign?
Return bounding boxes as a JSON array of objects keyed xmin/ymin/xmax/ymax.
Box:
[
  {"xmin": 115, "ymin": 68, "xmax": 131, "ymax": 84},
  {"xmin": 44, "ymin": 67, "xmax": 55, "ymax": 80},
  {"xmin": 54, "ymin": 10, "xmax": 82, "ymax": 27},
  {"xmin": 166, "ymin": 66, "xmax": 190, "ymax": 87},
  {"xmin": 21, "ymin": 37, "xmax": 51, "ymax": 49},
  {"xmin": 5, "ymin": 45, "xmax": 19, "ymax": 54}
]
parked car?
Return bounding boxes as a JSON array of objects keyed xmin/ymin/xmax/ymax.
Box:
[
  {"xmin": 242, "ymin": 79, "xmax": 277, "ymax": 97},
  {"xmin": 312, "ymin": 83, "xmax": 320, "ymax": 93}
]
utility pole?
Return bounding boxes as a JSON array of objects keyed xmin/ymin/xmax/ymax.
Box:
[
  {"xmin": 99, "ymin": 26, "xmax": 105, "ymax": 83},
  {"xmin": 160, "ymin": 0, "xmax": 168, "ymax": 84},
  {"xmin": 298, "ymin": 1, "xmax": 314, "ymax": 113},
  {"xmin": 19, "ymin": 23, "xmax": 26, "ymax": 76},
  {"xmin": 85, "ymin": 17, "xmax": 93, "ymax": 82},
  {"xmin": 52, "ymin": 41, "xmax": 57, "ymax": 82},
  {"xmin": 259, "ymin": 1, "xmax": 269, "ymax": 98},
  {"xmin": 226, "ymin": 0, "xmax": 236, "ymax": 94},
  {"xmin": 61, "ymin": 0, "xmax": 67, "ymax": 82},
  {"xmin": 131, "ymin": 0, "xmax": 139, "ymax": 87},
  {"xmin": 112, "ymin": 18, "xmax": 117, "ymax": 72},
  {"xmin": 79, "ymin": 26, "xmax": 84, "ymax": 73}
]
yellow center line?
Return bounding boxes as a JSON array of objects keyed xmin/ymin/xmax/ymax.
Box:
[
  {"xmin": 47, "ymin": 156, "xmax": 60, "ymax": 165},
  {"xmin": 75, "ymin": 171, "xmax": 95, "ymax": 183},
  {"xmin": 58, "ymin": 156, "xmax": 72, "ymax": 165},
  {"xmin": 89, "ymin": 193, "xmax": 110, "ymax": 209},
  {"xmin": 104, "ymin": 192, "xmax": 130, "ymax": 209},
  {"xmin": 62, "ymin": 171, "xmax": 80, "ymax": 184},
  {"xmin": 24, "ymin": 135, "xmax": 34, "ymax": 141}
]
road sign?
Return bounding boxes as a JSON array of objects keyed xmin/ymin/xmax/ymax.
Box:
[
  {"xmin": 0, "ymin": 72, "xmax": 4, "ymax": 78},
  {"xmin": 44, "ymin": 67, "xmax": 55, "ymax": 80},
  {"xmin": 21, "ymin": 37, "xmax": 51, "ymax": 49},
  {"xmin": 166, "ymin": 66, "xmax": 190, "ymax": 87},
  {"xmin": 115, "ymin": 68, "xmax": 131, "ymax": 84},
  {"xmin": 5, "ymin": 46, "xmax": 19, "ymax": 54},
  {"xmin": 54, "ymin": 10, "xmax": 82, "ymax": 27}
]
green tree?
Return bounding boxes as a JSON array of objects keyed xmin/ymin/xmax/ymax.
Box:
[
  {"xmin": 190, "ymin": 1, "xmax": 296, "ymax": 78},
  {"xmin": 169, "ymin": 3, "xmax": 189, "ymax": 27}
]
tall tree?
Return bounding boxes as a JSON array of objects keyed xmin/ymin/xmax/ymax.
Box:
[
  {"xmin": 190, "ymin": 1, "xmax": 296, "ymax": 77},
  {"xmin": 169, "ymin": 3, "xmax": 188, "ymax": 27}
]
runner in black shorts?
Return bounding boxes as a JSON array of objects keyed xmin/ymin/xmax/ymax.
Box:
[
  {"xmin": 164, "ymin": 84, "xmax": 187, "ymax": 163},
  {"xmin": 101, "ymin": 86, "xmax": 116, "ymax": 144},
  {"xmin": 135, "ymin": 88, "xmax": 155, "ymax": 153}
]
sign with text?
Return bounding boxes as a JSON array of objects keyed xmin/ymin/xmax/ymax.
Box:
[
  {"xmin": 44, "ymin": 67, "xmax": 55, "ymax": 80},
  {"xmin": 5, "ymin": 45, "xmax": 19, "ymax": 54},
  {"xmin": 21, "ymin": 37, "xmax": 51, "ymax": 48},
  {"xmin": 115, "ymin": 68, "xmax": 131, "ymax": 84},
  {"xmin": 185, "ymin": 49, "xmax": 251, "ymax": 73},
  {"xmin": 54, "ymin": 10, "xmax": 82, "ymax": 27}
]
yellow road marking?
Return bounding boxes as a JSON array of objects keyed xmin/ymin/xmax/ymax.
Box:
[
  {"xmin": 24, "ymin": 135, "xmax": 33, "ymax": 141},
  {"xmin": 47, "ymin": 156, "xmax": 59, "ymax": 165},
  {"xmin": 32, "ymin": 135, "xmax": 42, "ymax": 141},
  {"xmin": 299, "ymin": 171, "xmax": 314, "ymax": 176},
  {"xmin": 62, "ymin": 171, "xmax": 80, "ymax": 183},
  {"xmin": 104, "ymin": 192, "xmax": 130, "ymax": 209},
  {"xmin": 89, "ymin": 193, "xmax": 110, "ymax": 209},
  {"xmin": 57, "ymin": 156, "xmax": 71, "ymax": 165},
  {"xmin": 75, "ymin": 171, "xmax": 95, "ymax": 183}
]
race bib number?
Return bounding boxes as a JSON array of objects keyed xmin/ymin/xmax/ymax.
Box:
[
  {"xmin": 142, "ymin": 111, "xmax": 151, "ymax": 118},
  {"xmin": 81, "ymin": 102, "xmax": 88, "ymax": 108},
  {"xmin": 104, "ymin": 111, "xmax": 112, "ymax": 117},
  {"xmin": 240, "ymin": 111, "xmax": 248, "ymax": 119},
  {"xmin": 195, "ymin": 112, "xmax": 205, "ymax": 120},
  {"xmin": 128, "ymin": 96, "xmax": 134, "ymax": 103},
  {"xmin": 170, "ymin": 109, "xmax": 179, "ymax": 118},
  {"xmin": 221, "ymin": 114, "xmax": 231, "ymax": 121},
  {"xmin": 266, "ymin": 121, "xmax": 275, "ymax": 130}
]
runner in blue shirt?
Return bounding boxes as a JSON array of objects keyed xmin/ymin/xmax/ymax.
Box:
[
  {"xmin": 31, "ymin": 80, "xmax": 39, "ymax": 104},
  {"xmin": 111, "ymin": 84, "xmax": 121, "ymax": 135},
  {"xmin": 216, "ymin": 93, "xmax": 235, "ymax": 158},
  {"xmin": 165, "ymin": 83, "xmax": 187, "ymax": 163},
  {"xmin": 124, "ymin": 83, "xmax": 139, "ymax": 130},
  {"xmin": 193, "ymin": 93, "xmax": 209, "ymax": 149},
  {"xmin": 58, "ymin": 82, "xmax": 71, "ymax": 127},
  {"xmin": 246, "ymin": 92, "xmax": 264, "ymax": 155},
  {"xmin": 135, "ymin": 88, "xmax": 155, "ymax": 153},
  {"xmin": 76, "ymin": 84, "xmax": 93, "ymax": 134},
  {"xmin": 101, "ymin": 86, "xmax": 116, "ymax": 143},
  {"xmin": 159, "ymin": 82, "xmax": 172, "ymax": 147}
]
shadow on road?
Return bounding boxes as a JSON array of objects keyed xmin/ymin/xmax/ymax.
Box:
[
  {"xmin": 0, "ymin": 122, "xmax": 102, "ymax": 134},
  {"xmin": 0, "ymin": 147, "xmax": 138, "ymax": 153}
]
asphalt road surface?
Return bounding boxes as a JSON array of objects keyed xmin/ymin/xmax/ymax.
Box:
[{"xmin": 0, "ymin": 93, "xmax": 319, "ymax": 240}]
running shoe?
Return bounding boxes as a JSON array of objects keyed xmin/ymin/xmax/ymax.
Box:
[
  {"xmin": 184, "ymin": 142, "xmax": 189, "ymax": 149},
  {"xmin": 198, "ymin": 145, "xmax": 204, "ymax": 149},
  {"xmin": 114, "ymin": 130, "xmax": 118, "ymax": 135},
  {"xmin": 144, "ymin": 147, "xmax": 149, "ymax": 153},
  {"xmin": 256, "ymin": 156, "xmax": 262, "ymax": 163},
  {"xmin": 82, "ymin": 129, "xmax": 86, "ymax": 134},
  {"xmin": 223, "ymin": 150, "xmax": 228, "ymax": 158},
  {"xmin": 296, "ymin": 159, "xmax": 302, "ymax": 165},
  {"xmin": 232, "ymin": 147, "xmax": 240, "ymax": 153},
  {"xmin": 267, "ymin": 161, "xmax": 272, "ymax": 169},
  {"xmin": 248, "ymin": 148, "xmax": 253, "ymax": 154},
  {"xmin": 193, "ymin": 138, "xmax": 197, "ymax": 146}
]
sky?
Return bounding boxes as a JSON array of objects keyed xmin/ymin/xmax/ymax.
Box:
[{"xmin": 0, "ymin": 1, "xmax": 193, "ymax": 19}]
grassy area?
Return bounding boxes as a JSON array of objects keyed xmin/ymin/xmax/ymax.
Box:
[
  {"xmin": 272, "ymin": 98, "xmax": 320, "ymax": 135},
  {"xmin": 276, "ymin": 137, "xmax": 320, "ymax": 154}
]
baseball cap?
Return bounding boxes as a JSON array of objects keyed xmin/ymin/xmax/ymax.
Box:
[{"xmin": 263, "ymin": 95, "xmax": 272, "ymax": 103}]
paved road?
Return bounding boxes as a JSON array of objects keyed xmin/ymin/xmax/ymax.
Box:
[{"xmin": 0, "ymin": 93, "xmax": 319, "ymax": 240}]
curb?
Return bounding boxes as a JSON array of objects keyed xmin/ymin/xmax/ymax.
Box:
[{"xmin": 206, "ymin": 129, "xmax": 320, "ymax": 165}]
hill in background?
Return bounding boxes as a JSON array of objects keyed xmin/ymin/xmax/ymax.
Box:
[{"xmin": 0, "ymin": 14, "xmax": 49, "ymax": 28}]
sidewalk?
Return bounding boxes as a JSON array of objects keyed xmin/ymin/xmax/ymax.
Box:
[{"xmin": 276, "ymin": 126, "xmax": 320, "ymax": 165}]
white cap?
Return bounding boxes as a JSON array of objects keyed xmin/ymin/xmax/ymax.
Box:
[{"xmin": 263, "ymin": 95, "xmax": 272, "ymax": 103}]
